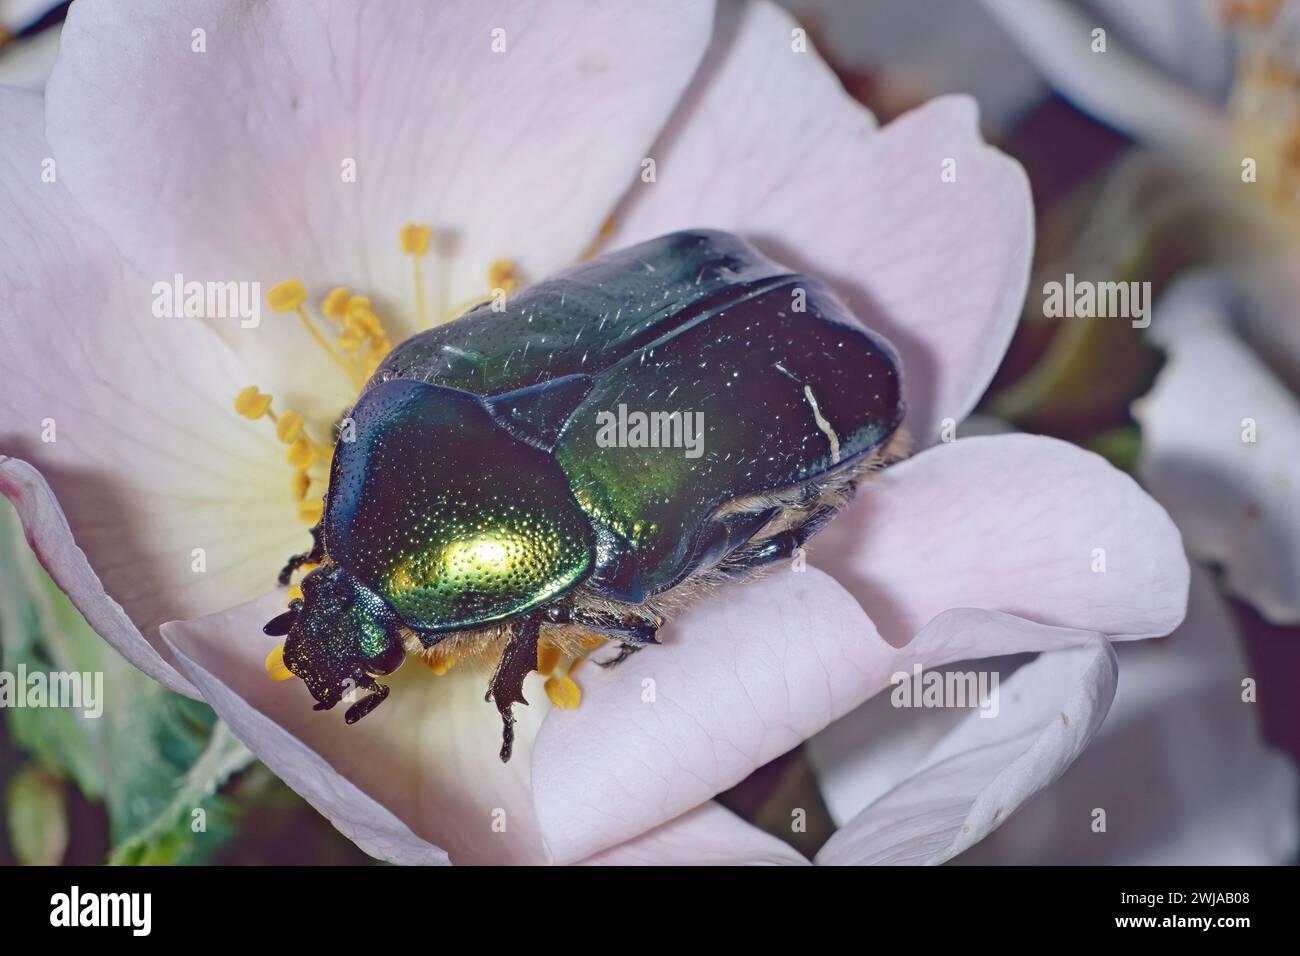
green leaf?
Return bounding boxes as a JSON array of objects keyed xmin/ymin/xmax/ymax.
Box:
[
  {"xmin": 108, "ymin": 722, "xmax": 251, "ymax": 865},
  {"xmin": 0, "ymin": 501, "xmax": 252, "ymax": 863}
]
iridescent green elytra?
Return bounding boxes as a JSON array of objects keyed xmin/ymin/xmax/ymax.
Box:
[{"xmin": 265, "ymin": 230, "xmax": 904, "ymax": 760}]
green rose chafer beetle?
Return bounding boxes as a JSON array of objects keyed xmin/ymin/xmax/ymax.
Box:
[{"xmin": 263, "ymin": 229, "xmax": 906, "ymax": 760}]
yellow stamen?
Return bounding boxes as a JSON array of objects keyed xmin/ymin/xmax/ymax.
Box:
[
  {"xmin": 537, "ymin": 642, "xmax": 562, "ymax": 677},
  {"xmin": 421, "ymin": 646, "xmax": 456, "ymax": 676},
  {"xmin": 266, "ymin": 280, "xmax": 307, "ymax": 313},
  {"xmin": 322, "ymin": 286, "xmax": 351, "ymax": 319},
  {"xmin": 581, "ymin": 216, "xmax": 617, "ymax": 261},
  {"xmin": 269, "ymin": 280, "xmax": 363, "ymax": 389},
  {"xmin": 297, "ymin": 303, "xmax": 364, "ymax": 388},
  {"xmin": 437, "ymin": 259, "xmax": 524, "ymax": 325},
  {"xmin": 336, "ymin": 326, "xmax": 364, "ymax": 352},
  {"xmin": 275, "ymin": 409, "xmax": 305, "ymax": 444},
  {"xmin": 487, "ymin": 258, "xmax": 518, "ymax": 294},
  {"xmin": 285, "ymin": 438, "xmax": 316, "ymax": 469},
  {"xmin": 291, "ymin": 468, "xmax": 311, "ymax": 501},
  {"xmin": 545, "ymin": 674, "xmax": 581, "ymax": 709},
  {"xmin": 401, "ymin": 224, "xmax": 432, "ymax": 327},
  {"xmin": 298, "ymin": 498, "xmax": 324, "ymax": 525},
  {"xmin": 400, "ymin": 223, "xmax": 431, "ymax": 256},
  {"xmin": 265, "ymin": 645, "xmax": 294, "ymax": 681},
  {"xmin": 1221, "ymin": 0, "xmax": 1281, "ymax": 26},
  {"xmin": 344, "ymin": 295, "xmax": 372, "ymax": 319},
  {"xmin": 234, "ymin": 386, "xmax": 273, "ymax": 419}
]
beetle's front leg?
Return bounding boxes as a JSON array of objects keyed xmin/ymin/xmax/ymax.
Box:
[
  {"xmin": 278, "ymin": 520, "xmax": 325, "ymax": 586},
  {"xmin": 343, "ymin": 673, "xmax": 390, "ymax": 724},
  {"xmin": 485, "ymin": 613, "xmax": 544, "ymax": 763}
]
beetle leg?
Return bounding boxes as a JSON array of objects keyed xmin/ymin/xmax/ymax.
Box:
[
  {"xmin": 343, "ymin": 673, "xmax": 390, "ymax": 724},
  {"xmin": 723, "ymin": 502, "xmax": 843, "ymax": 576},
  {"xmin": 278, "ymin": 520, "xmax": 326, "ymax": 586},
  {"xmin": 596, "ymin": 642, "xmax": 644, "ymax": 669},
  {"xmin": 485, "ymin": 614, "xmax": 543, "ymax": 763}
]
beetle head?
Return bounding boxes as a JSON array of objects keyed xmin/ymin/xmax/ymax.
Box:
[{"xmin": 265, "ymin": 564, "xmax": 406, "ymax": 722}]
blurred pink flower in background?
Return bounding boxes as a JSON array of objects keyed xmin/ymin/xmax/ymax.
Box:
[{"xmin": 977, "ymin": 0, "xmax": 1300, "ymax": 625}]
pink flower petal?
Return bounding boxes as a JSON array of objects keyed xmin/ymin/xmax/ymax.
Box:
[
  {"xmin": 814, "ymin": 623, "xmax": 1117, "ymax": 865},
  {"xmin": 531, "ymin": 567, "xmax": 1108, "ymax": 865},
  {"xmin": 44, "ymin": 0, "xmax": 714, "ymax": 419},
  {"xmin": 1135, "ymin": 275, "xmax": 1300, "ymax": 625},
  {"xmin": 955, "ymin": 568, "xmax": 1299, "ymax": 864},
  {"xmin": 979, "ymin": 0, "xmax": 1226, "ymax": 148},
  {"xmin": 811, "ymin": 433, "xmax": 1189, "ymax": 646},
  {"xmin": 170, "ymin": 633, "xmax": 450, "ymax": 866},
  {"xmin": 606, "ymin": 0, "xmax": 1033, "ymax": 444},
  {"xmin": 0, "ymin": 87, "xmax": 304, "ymax": 684},
  {"xmin": 579, "ymin": 801, "xmax": 809, "ymax": 865},
  {"xmin": 0, "ymin": 458, "xmax": 194, "ymax": 695},
  {"xmin": 786, "ymin": 0, "xmax": 1046, "ymax": 135},
  {"xmin": 531, "ymin": 568, "xmax": 884, "ymax": 864},
  {"xmin": 163, "ymin": 592, "xmax": 553, "ymax": 864}
]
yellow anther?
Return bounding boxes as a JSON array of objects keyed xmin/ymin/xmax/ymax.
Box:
[
  {"xmin": 345, "ymin": 295, "xmax": 372, "ymax": 319},
  {"xmin": 488, "ymin": 258, "xmax": 518, "ymax": 293},
  {"xmin": 341, "ymin": 310, "xmax": 366, "ymax": 334},
  {"xmin": 234, "ymin": 386, "xmax": 273, "ymax": 419},
  {"xmin": 544, "ymin": 674, "xmax": 581, "ymax": 709},
  {"xmin": 265, "ymin": 644, "xmax": 294, "ymax": 682},
  {"xmin": 336, "ymin": 327, "xmax": 364, "ymax": 352},
  {"xmin": 298, "ymin": 561, "xmax": 320, "ymax": 575},
  {"xmin": 286, "ymin": 585, "xmax": 304, "ymax": 604},
  {"xmin": 578, "ymin": 633, "xmax": 605, "ymax": 650},
  {"xmin": 285, "ymin": 438, "xmax": 316, "ymax": 469},
  {"xmin": 267, "ymin": 280, "xmax": 307, "ymax": 313},
  {"xmin": 291, "ymin": 468, "xmax": 311, "ymax": 501},
  {"xmin": 298, "ymin": 499, "xmax": 324, "ymax": 524},
  {"xmin": 400, "ymin": 223, "xmax": 431, "ymax": 257},
  {"xmin": 402, "ymin": 228, "xmax": 431, "ymax": 327},
  {"xmin": 422, "ymin": 647, "xmax": 456, "ymax": 676},
  {"xmin": 322, "ymin": 286, "xmax": 351, "ymax": 319},
  {"xmin": 537, "ymin": 642, "xmax": 561, "ymax": 677},
  {"xmin": 269, "ymin": 279, "xmax": 364, "ymax": 389},
  {"xmin": 275, "ymin": 409, "xmax": 305, "ymax": 444}
]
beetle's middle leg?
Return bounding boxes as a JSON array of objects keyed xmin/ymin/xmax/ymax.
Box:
[
  {"xmin": 720, "ymin": 500, "xmax": 844, "ymax": 577},
  {"xmin": 486, "ymin": 612, "xmax": 544, "ymax": 763},
  {"xmin": 545, "ymin": 601, "xmax": 661, "ymax": 668}
]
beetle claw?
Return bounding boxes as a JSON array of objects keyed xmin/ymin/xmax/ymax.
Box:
[
  {"xmin": 344, "ymin": 681, "xmax": 390, "ymax": 724},
  {"xmin": 596, "ymin": 643, "xmax": 644, "ymax": 669}
]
